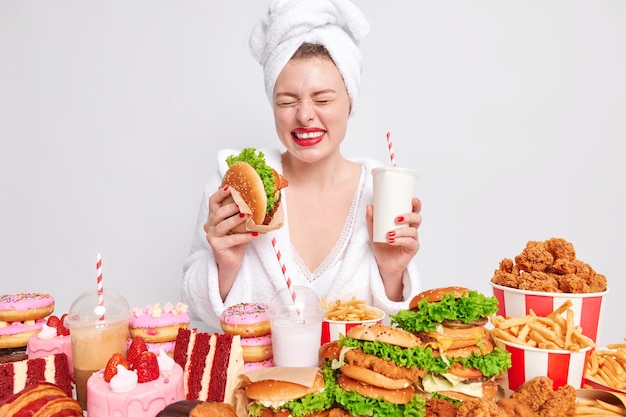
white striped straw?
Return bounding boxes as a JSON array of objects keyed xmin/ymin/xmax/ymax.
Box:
[
  {"xmin": 96, "ymin": 252, "xmax": 104, "ymax": 320},
  {"xmin": 386, "ymin": 131, "xmax": 396, "ymax": 167},
  {"xmin": 271, "ymin": 237, "xmax": 298, "ymax": 307}
]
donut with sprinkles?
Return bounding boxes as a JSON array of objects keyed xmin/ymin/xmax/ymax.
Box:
[
  {"xmin": 220, "ymin": 302, "xmax": 270, "ymax": 337},
  {"xmin": 0, "ymin": 293, "xmax": 54, "ymax": 323}
]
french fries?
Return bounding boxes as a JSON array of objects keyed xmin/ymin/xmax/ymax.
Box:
[
  {"xmin": 322, "ymin": 297, "xmax": 382, "ymax": 322},
  {"xmin": 586, "ymin": 339, "xmax": 626, "ymax": 391},
  {"xmin": 573, "ymin": 398, "xmax": 626, "ymax": 416},
  {"xmin": 491, "ymin": 300, "xmax": 596, "ymax": 351}
]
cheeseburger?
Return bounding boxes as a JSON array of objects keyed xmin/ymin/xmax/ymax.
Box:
[
  {"xmin": 222, "ymin": 148, "xmax": 288, "ymax": 226},
  {"xmin": 245, "ymin": 372, "xmax": 335, "ymax": 417},
  {"xmin": 322, "ymin": 324, "xmax": 427, "ymax": 416},
  {"xmin": 390, "ymin": 286, "xmax": 511, "ymax": 401}
]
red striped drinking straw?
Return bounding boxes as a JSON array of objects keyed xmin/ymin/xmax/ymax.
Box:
[
  {"xmin": 96, "ymin": 252, "xmax": 104, "ymax": 320},
  {"xmin": 386, "ymin": 131, "xmax": 396, "ymax": 167},
  {"xmin": 271, "ymin": 237, "xmax": 299, "ymax": 308}
]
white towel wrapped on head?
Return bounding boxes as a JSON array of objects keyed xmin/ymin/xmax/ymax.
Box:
[{"xmin": 249, "ymin": 0, "xmax": 370, "ymax": 115}]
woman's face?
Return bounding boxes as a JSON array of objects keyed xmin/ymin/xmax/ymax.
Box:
[{"xmin": 272, "ymin": 56, "xmax": 351, "ymax": 164}]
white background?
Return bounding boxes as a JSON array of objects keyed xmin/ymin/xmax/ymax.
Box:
[{"xmin": 1, "ymin": 1, "xmax": 624, "ymax": 345}]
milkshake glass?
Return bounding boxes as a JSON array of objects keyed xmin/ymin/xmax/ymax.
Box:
[
  {"xmin": 268, "ymin": 286, "xmax": 324, "ymax": 367},
  {"xmin": 66, "ymin": 289, "xmax": 130, "ymax": 411}
]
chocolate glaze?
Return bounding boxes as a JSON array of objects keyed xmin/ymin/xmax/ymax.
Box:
[
  {"xmin": 0, "ymin": 347, "xmax": 27, "ymax": 363},
  {"xmin": 156, "ymin": 400, "xmax": 202, "ymax": 417}
]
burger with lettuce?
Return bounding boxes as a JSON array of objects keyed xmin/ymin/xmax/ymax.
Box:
[
  {"xmin": 222, "ymin": 148, "xmax": 288, "ymax": 228},
  {"xmin": 390, "ymin": 286, "xmax": 511, "ymax": 401}
]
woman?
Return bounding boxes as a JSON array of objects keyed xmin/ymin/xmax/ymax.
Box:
[{"xmin": 182, "ymin": 0, "xmax": 422, "ymax": 331}]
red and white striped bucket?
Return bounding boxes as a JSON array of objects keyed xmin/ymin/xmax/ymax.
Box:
[
  {"xmin": 495, "ymin": 338, "xmax": 593, "ymax": 392},
  {"xmin": 491, "ymin": 282, "xmax": 608, "ymax": 343},
  {"xmin": 320, "ymin": 308, "xmax": 385, "ymax": 345}
]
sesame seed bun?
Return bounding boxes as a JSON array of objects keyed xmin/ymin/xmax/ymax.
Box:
[{"xmin": 408, "ymin": 286, "xmax": 470, "ymax": 310}]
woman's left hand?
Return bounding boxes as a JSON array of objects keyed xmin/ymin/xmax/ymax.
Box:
[{"xmin": 366, "ymin": 197, "xmax": 422, "ymax": 300}]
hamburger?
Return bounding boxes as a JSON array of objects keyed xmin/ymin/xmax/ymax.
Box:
[
  {"xmin": 390, "ymin": 286, "xmax": 511, "ymax": 402},
  {"xmin": 245, "ymin": 371, "xmax": 335, "ymax": 417},
  {"xmin": 222, "ymin": 148, "xmax": 288, "ymax": 226},
  {"xmin": 321, "ymin": 324, "xmax": 427, "ymax": 416}
]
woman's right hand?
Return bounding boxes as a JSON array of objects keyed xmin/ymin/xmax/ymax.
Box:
[{"xmin": 204, "ymin": 185, "xmax": 258, "ymax": 299}]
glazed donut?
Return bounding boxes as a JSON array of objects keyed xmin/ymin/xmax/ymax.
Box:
[
  {"xmin": 129, "ymin": 302, "xmax": 190, "ymax": 344},
  {"xmin": 240, "ymin": 334, "xmax": 272, "ymax": 362},
  {"xmin": 220, "ymin": 303, "xmax": 270, "ymax": 337},
  {"xmin": 0, "ymin": 293, "xmax": 55, "ymax": 322},
  {"xmin": 0, "ymin": 319, "xmax": 45, "ymax": 349},
  {"xmin": 244, "ymin": 357, "xmax": 274, "ymax": 373}
]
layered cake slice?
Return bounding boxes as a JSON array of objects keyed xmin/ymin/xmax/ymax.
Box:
[
  {"xmin": 173, "ymin": 328, "xmax": 243, "ymax": 407},
  {"xmin": 0, "ymin": 353, "xmax": 72, "ymax": 400}
]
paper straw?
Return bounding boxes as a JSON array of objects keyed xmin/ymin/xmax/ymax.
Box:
[
  {"xmin": 96, "ymin": 252, "xmax": 104, "ymax": 321},
  {"xmin": 386, "ymin": 131, "xmax": 396, "ymax": 167},
  {"xmin": 271, "ymin": 237, "xmax": 297, "ymax": 305}
]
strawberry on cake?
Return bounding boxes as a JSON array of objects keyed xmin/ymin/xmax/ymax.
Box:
[
  {"xmin": 87, "ymin": 336, "xmax": 184, "ymax": 417},
  {"xmin": 129, "ymin": 302, "xmax": 190, "ymax": 356},
  {"xmin": 27, "ymin": 314, "xmax": 73, "ymax": 375}
]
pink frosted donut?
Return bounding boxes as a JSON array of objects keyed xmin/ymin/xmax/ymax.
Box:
[
  {"xmin": 240, "ymin": 334, "xmax": 273, "ymax": 362},
  {"xmin": 128, "ymin": 302, "xmax": 190, "ymax": 343},
  {"xmin": 244, "ymin": 357, "xmax": 274, "ymax": 373},
  {"xmin": 220, "ymin": 303, "xmax": 270, "ymax": 337},
  {"xmin": 0, "ymin": 293, "xmax": 55, "ymax": 322},
  {"xmin": 0, "ymin": 318, "xmax": 45, "ymax": 349}
]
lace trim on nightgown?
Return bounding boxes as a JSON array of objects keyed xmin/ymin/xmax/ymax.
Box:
[{"xmin": 291, "ymin": 166, "xmax": 366, "ymax": 283}]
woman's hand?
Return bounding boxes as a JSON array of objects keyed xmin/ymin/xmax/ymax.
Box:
[
  {"xmin": 204, "ymin": 185, "xmax": 258, "ymax": 299},
  {"xmin": 366, "ymin": 197, "xmax": 422, "ymax": 301}
]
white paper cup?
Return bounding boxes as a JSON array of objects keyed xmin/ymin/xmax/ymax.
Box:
[
  {"xmin": 372, "ymin": 167, "xmax": 420, "ymax": 243},
  {"xmin": 320, "ymin": 307, "xmax": 385, "ymax": 345},
  {"xmin": 495, "ymin": 337, "xmax": 593, "ymax": 392},
  {"xmin": 490, "ymin": 282, "xmax": 608, "ymax": 343}
]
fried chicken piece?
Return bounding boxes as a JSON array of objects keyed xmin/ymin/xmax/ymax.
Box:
[
  {"xmin": 538, "ymin": 384, "xmax": 576, "ymax": 417},
  {"xmin": 344, "ymin": 349, "xmax": 426, "ymax": 381},
  {"xmin": 499, "ymin": 258, "xmax": 516, "ymax": 273},
  {"xmin": 491, "ymin": 268, "xmax": 521, "ymax": 289},
  {"xmin": 548, "ymin": 258, "xmax": 578, "ymax": 275},
  {"xmin": 510, "ymin": 376, "xmax": 554, "ymax": 413},
  {"xmin": 497, "ymin": 398, "xmax": 539, "ymax": 417},
  {"xmin": 558, "ymin": 274, "xmax": 589, "ymax": 293},
  {"xmin": 586, "ymin": 273, "xmax": 608, "ymax": 293},
  {"xmin": 457, "ymin": 398, "xmax": 508, "ymax": 417},
  {"xmin": 544, "ymin": 238, "xmax": 576, "ymax": 262},
  {"xmin": 515, "ymin": 241, "xmax": 554, "ymax": 272},
  {"xmin": 517, "ymin": 272, "xmax": 561, "ymax": 293},
  {"xmin": 425, "ymin": 397, "xmax": 459, "ymax": 417}
]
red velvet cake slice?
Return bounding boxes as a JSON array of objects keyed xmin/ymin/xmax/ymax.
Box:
[
  {"xmin": 0, "ymin": 352, "xmax": 72, "ymax": 400},
  {"xmin": 173, "ymin": 328, "xmax": 243, "ymax": 407}
]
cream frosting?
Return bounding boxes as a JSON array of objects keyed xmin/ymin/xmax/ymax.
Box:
[
  {"xmin": 129, "ymin": 302, "xmax": 189, "ymax": 328},
  {"xmin": 0, "ymin": 318, "xmax": 44, "ymax": 335}
]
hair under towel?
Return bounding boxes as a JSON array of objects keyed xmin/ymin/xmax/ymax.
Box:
[{"xmin": 249, "ymin": 0, "xmax": 370, "ymax": 115}]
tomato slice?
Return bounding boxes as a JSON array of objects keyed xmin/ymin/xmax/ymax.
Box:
[{"xmin": 448, "ymin": 362, "xmax": 483, "ymax": 379}]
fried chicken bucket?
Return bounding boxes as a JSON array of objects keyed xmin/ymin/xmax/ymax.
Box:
[
  {"xmin": 489, "ymin": 237, "xmax": 609, "ymax": 343},
  {"xmin": 491, "ymin": 283, "xmax": 608, "ymax": 343},
  {"xmin": 495, "ymin": 338, "xmax": 593, "ymax": 392}
]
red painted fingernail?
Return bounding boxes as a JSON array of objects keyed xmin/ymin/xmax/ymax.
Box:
[
  {"xmin": 252, "ymin": 232, "xmax": 259, "ymax": 237},
  {"xmin": 388, "ymin": 237, "xmax": 395, "ymax": 244},
  {"xmin": 223, "ymin": 185, "xmax": 229, "ymax": 191},
  {"xmin": 239, "ymin": 213, "xmax": 245, "ymax": 218},
  {"xmin": 396, "ymin": 216, "xmax": 404, "ymax": 223},
  {"xmin": 388, "ymin": 231, "xmax": 396, "ymax": 237}
]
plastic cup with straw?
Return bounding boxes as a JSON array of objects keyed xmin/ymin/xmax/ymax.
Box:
[
  {"xmin": 65, "ymin": 253, "xmax": 130, "ymax": 410},
  {"xmin": 268, "ymin": 237, "xmax": 324, "ymax": 367}
]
